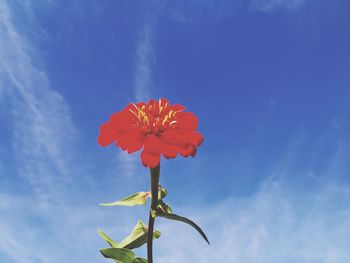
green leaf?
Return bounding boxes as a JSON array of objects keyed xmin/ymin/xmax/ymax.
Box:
[
  {"xmin": 118, "ymin": 220, "xmax": 160, "ymax": 250},
  {"xmin": 158, "ymin": 186, "xmax": 167, "ymax": 199},
  {"xmin": 133, "ymin": 257, "xmax": 148, "ymax": 263},
  {"xmin": 98, "ymin": 229, "xmax": 118, "ymax": 248},
  {"xmin": 157, "ymin": 200, "xmax": 172, "ymax": 214},
  {"xmin": 99, "ymin": 248, "xmax": 135, "ymax": 263},
  {"xmin": 158, "ymin": 212, "xmax": 210, "ymax": 245},
  {"xmin": 100, "ymin": 192, "xmax": 151, "ymax": 207}
]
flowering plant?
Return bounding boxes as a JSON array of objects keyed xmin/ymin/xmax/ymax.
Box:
[{"xmin": 97, "ymin": 98, "xmax": 209, "ymax": 263}]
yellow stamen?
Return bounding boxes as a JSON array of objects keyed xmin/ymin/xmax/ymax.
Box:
[
  {"xmin": 169, "ymin": 120, "xmax": 177, "ymax": 126},
  {"xmin": 128, "ymin": 109, "xmax": 139, "ymax": 119},
  {"xmin": 162, "ymin": 115, "xmax": 169, "ymax": 125}
]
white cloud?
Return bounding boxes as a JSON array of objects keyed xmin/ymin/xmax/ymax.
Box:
[
  {"xmin": 1, "ymin": 172, "xmax": 349, "ymax": 263},
  {"xmin": 155, "ymin": 179, "xmax": 350, "ymax": 263},
  {"xmin": 0, "ymin": 2, "xmax": 150, "ymax": 261},
  {"xmin": 0, "ymin": 0, "xmax": 78, "ymax": 204},
  {"xmin": 166, "ymin": 0, "xmax": 306, "ymax": 23},
  {"xmin": 0, "ymin": 193, "xmax": 138, "ymax": 263},
  {"xmin": 250, "ymin": 0, "xmax": 305, "ymax": 12},
  {"xmin": 132, "ymin": 2, "xmax": 167, "ymax": 102},
  {"xmin": 133, "ymin": 22, "xmax": 155, "ymax": 102}
]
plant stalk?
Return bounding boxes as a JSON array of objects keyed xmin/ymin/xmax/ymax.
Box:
[{"xmin": 147, "ymin": 164, "xmax": 160, "ymax": 263}]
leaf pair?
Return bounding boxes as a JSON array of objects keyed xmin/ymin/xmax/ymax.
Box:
[
  {"xmin": 100, "ymin": 248, "xmax": 147, "ymax": 263},
  {"xmin": 99, "ymin": 220, "xmax": 159, "ymax": 263},
  {"xmin": 99, "ymin": 220, "xmax": 160, "ymax": 250}
]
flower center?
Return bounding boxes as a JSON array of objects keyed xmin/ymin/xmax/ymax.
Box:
[{"xmin": 129, "ymin": 102, "xmax": 178, "ymax": 135}]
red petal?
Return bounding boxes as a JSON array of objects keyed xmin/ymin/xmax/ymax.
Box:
[
  {"xmin": 115, "ymin": 128, "xmax": 145, "ymax": 153},
  {"xmin": 175, "ymin": 112, "xmax": 199, "ymax": 130},
  {"xmin": 185, "ymin": 130, "xmax": 204, "ymax": 146},
  {"xmin": 98, "ymin": 122, "xmax": 118, "ymax": 147},
  {"xmin": 161, "ymin": 129, "xmax": 177, "ymax": 141},
  {"xmin": 159, "ymin": 133, "xmax": 198, "ymax": 158},
  {"xmin": 109, "ymin": 107, "xmax": 138, "ymax": 131},
  {"xmin": 172, "ymin": 104, "xmax": 186, "ymax": 112},
  {"xmin": 98, "ymin": 106, "xmax": 141, "ymax": 147},
  {"xmin": 159, "ymin": 98, "xmax": 169, "ymax": 107},
  {"xmin": 140, "ymin": 135, "xmax": 161, "ymax": 168},
  {"xmin": 161, "ymin": 129, "xmax": 204, "ymax": 147},
  {"xmin": 136, "ymin": 102, "xmax": 146, "ymax": 108},
  {"xmin": 148, "ymin": 99, "xmax": 156, "ymax": 111},
  {"xmin": 158, "ymin": 140, "xmax": 178, "ymax": 159},
  {"xmin": 173, "ymin": 144, "xmax": 195, "ymax": 157}
]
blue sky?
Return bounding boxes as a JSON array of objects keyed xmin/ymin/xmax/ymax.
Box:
[{"xmin": 1, "ymin": 0, "xmax": 350, "ymax": 262}]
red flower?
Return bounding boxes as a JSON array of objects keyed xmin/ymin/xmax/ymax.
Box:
[{"xmin": 98, "ymin": 98, "xmax": 204, "ymax": 168}]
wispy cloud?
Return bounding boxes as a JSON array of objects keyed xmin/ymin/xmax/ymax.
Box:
[
  {"xmin": 250, "ymin": 0, "xmax": 305, "ymax": 12},
  {"xmin": 155, "ymin": 178, "xmax": 350, "ymax": 263},
  {"xmin": 133, "ymin": 22, "xmax": 155, "ymax": 102},
  {"xmin": 166, "ymin": 0, "xmax": 306, "ymax": 24},
  {"xmin": 0, "ymin": 1, "xmax": 87, "ymax": 261},
  {"xmin": 0, "ymin": 2, "xmax": 151, "ymax": 261},
  {"xmin": 0, "ymin": 0, "xmax": 78, "ymax": 203},
  {"xmin": 131, "ymin": 1, "xmax": 168, "ymax": 102},
  {"xmin": 1, "ymin": 165, "xmax": 349, "ymax": 262},
  {"xmin": 0, "ymin": 192, "xmax": 137, "ymax": 263}
]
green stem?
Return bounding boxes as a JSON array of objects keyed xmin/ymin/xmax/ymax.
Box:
[{"xmin": 147, "ymin": 164, "xmax": 160, "ymax": 263}]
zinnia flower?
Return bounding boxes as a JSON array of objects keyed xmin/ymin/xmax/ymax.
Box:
[{"xmin": 98, "ymin": 98, "xmax": 204, "ymax": 168}]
